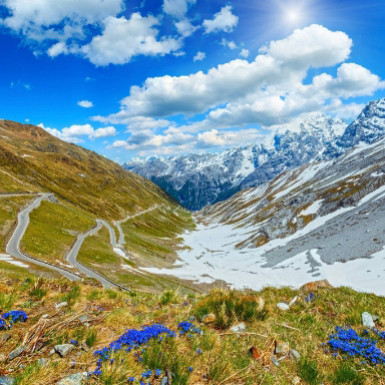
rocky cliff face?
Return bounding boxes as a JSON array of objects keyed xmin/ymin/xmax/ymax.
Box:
[{"xmin": 125, "ymin": 99, "xmax": 385, "ymax": 210}]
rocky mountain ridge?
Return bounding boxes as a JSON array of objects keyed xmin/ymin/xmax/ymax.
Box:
[{"xmin": 125, "ymin": 99, "xmax": 385, "ymax": 210}]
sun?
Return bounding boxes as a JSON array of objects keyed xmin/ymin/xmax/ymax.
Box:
[{"xmin": 286, "ymin": 9, "xmax": 301, "ymax": 23}]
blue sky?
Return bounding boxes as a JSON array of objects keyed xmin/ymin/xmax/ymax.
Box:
[{"xmin": 1, "ymin": 0, "xmax": 385, "ymax": 163}]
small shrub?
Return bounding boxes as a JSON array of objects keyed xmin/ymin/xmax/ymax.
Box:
[
  {"xmin": 87, "ymin": 289, "xmax": 102, "ymax": 301},
  {"xmin": 106, "ymin": 289, "xmax": 118, "ymax": 299},
  {"xmin": 62, "ymin": 285, "xmax": 81, "ymax": 305},
  {"xmin": 86, "ymin": 328, "xmax": 98, "ymax": 347},
  {"xmin": 0, "ymin": 292, "xmax": 15, "ymax": 311},
  {"xmin": 160, "ymin": 290, "xmax": 178, "ymax": 305},
  {"xmin": 194, "ymin": 290, "xmax": 267, "ymax": 329},
  {"xmin": 142, "ymin": 338, "xmax": 191, "ymax": 385},
  {"xmin": 297, "ymin": 358, "xmax": 321, "ymax": 385},
  {"xmin": 332, "ymin": 362, "xmax": 364, "ymax": 385},
  {"xmin": 29, "ymin": 287, "xmax": 47, "ymax": 300}
]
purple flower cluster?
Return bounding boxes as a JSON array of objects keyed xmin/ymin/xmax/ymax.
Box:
[
  {"xmin": 326, "ymin": 326, "xmax": 385, "ymax": 365},
  {"xmin": 93, "ymin": 324, "xmax": 176, "ymax": 376},
  {"xmin": 178, "ymin": 321, "xmax": 201, "ymax": 335},
  {"xmin": 0, "ymin": 310, "xmax": 28, "ymax": 330}
]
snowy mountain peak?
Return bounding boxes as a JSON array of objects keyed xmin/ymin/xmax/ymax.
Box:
[
  {"xmin": 339, "ymin": 98, "xmax": 385, "ymax": 148},
  {"xmin": 125, "ymin": 99, "xmax": 385, "ymax": 210}
]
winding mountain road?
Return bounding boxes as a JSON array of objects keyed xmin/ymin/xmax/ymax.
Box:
[
  {"xmin": 114, "ymin": 205, "xmax": 161, "ymax": 245},
  {"xmin": 65, "ymin": 220, "xmax": 117, "ymax": 289},
  {"xmin": 5, "ymin": 193, "xmax": 160, "ymax": 289},
  {"xmin": 6, "ymin": 193, "xmax": 81, "ymax": 281}
]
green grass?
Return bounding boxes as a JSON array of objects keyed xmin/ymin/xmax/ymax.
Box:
[
  {"xmin": 21, "ymin": 200, "xmax": 94, "ymax": 264},
  {"xmin": 77, "ymin": 225, "xmax": 199, "ymax": 293},
  {"xmin": 1, "ymin": 274, "xmax": 385, "ymax": 384},
  {"xmin": 0, "ymin": 120, "xmax": 178, "ymax": 221},
  {"xmin": 0, "ymin": 196, "xmax": 34, "ymax": 251},
  {"xmin": 121, "ymin": 206, "xmax": 195, "ymax": 267}
]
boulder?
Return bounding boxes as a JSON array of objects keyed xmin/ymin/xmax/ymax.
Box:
[
  {"xmin": 277, "ymin": 303, "xmax": 290, "ymax": 311},
  {"xmin": 57, "ymin": 373, "xmax": 88, "ymax": 385},
  {"xmin": 9, "ymin": 345, "xmax": 25, "ymax": 360},
  {"xmin": 201, "ymin": 314, "xmax": 216, "ymax": 324},
  {"xmin": 362, "ymin": 312, "xmax": 375, "ymax": 328},
  {"xmin": 301, "ymin": 280, "xmax": 332, "ymax": 290},
  {"xmin": 275, "ymin": 340, "xmax": 290, "ymax": 358},
  {"xmin": 55, "ymin": 344, "xmax": 75, "ymax": 357},
  {"xmin": 0, "ymin": 377, "xmax": 15, "ymax": 385},
  {"xmin": 230, "ymin": 323, "xmax": 246, "ymax": 333},
  {"xmin": 55, "ymin": 302, "xmax": 68, "ymax": 309},
  {"xmin": 289, "ymin": 349, "xmax": 301, "ymax": 362}
]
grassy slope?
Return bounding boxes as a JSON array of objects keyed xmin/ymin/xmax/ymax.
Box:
[
  {"xmin": 121, "ymin": 206, "xmax": 196, "ymax": 268},
  {"xmin": 0, "ymin": 121, "xmax": 194, "ymax": 289},
  {"xmin": 0, "ymin": 120, "xmax": 177, "ymax": 220},
  {"xmin": 0, "ymin": 196, "xmax": 34, "ymax": 251},
  {"xmin": 21, "ymin": 200, "xmax": 94, "ymax": 265},
  {"xmin": 77, "ymin": 226, "xmax": 198, "ymax": 293},
  {"xmin": 0, "ymin": 274, "xmax": 384, "ymax": 384}
]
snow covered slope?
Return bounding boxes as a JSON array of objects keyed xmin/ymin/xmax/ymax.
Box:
[
  {"xmin": 126, "ymin": 98, "xmax": 385, "ymax": 210},
  {"xmin": 144, "ymin": 136, "xmax": 385, "ymax": 295}
]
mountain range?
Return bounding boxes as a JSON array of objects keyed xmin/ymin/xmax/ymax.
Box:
[
  {"xmin": 145, "ymin": 120, "xmax": 385, "ymax": 294},
  {"xmin": 125, "ymin": 98, "xmax": 385, "ymax": 210}
]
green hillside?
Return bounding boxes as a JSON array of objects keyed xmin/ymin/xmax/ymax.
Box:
[{"xmin": 0, "ymin": 120, "xmax": 194, "ymax": 292}]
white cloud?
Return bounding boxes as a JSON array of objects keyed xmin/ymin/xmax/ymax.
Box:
[
  {"xmin": 39, "ymin": 123, "xmax": 116, "ymax": 143},
  {"xmin": 261, "ymin": 24, "xmax": 352, "ymax": 68},
  {"xmin": 203, "ymin": 6, "xmax": 239, "ymax": 34},
  {"xmin": 193, "ymin": 51, "xmax": 206, "ymax": 61},
  {"xmin": 175, "ymin": 19, "xmax": 198, "ymax": 37},
  {"xmin": 99, "ymin": 25, "xmax": 357, "ymax": 123},
  {"xmin": 96, "ymin": 24, "xmax": 384, "ymax": 155},
  {"xmin": 2, "ymin": 0, "xmax": 123, "ymax": 40},
  {"xmin": 197, "ymin": 128, "xmax": 263, "ymax": 148},
  {"xmin": 163, "ymin": 0, "xmax": 196, "ymax": 19},
  {"xmin": 221, "ymin": 39, "xmax": 237, "ymax": 50},
  {"xmin": 77, "ymin": 100, "xmax": 94, "ymax": 108},
  {"xmin": 240, "ymin": 48, "xmax": 249, "ymax": 58},
  {"xmin": 311, "ymin": 63, "xmax": 384, "ymax": 98},
  {"xmin": 82, "ymin": 14, "xmax": 182, "ymax": 66},
  {"xmin": 2, "ymin": 0, "xmax": 186, "ymax": 64},
  {"xmin": 47, "ymin": 42, "xmax": 68, "ymax": 57}
]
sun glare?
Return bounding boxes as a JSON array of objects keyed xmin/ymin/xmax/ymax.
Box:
[{"xmin": 286, "ymin": 9, "xmax": 301, "ymax": 23}]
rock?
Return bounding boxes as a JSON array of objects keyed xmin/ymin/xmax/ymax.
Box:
[
  {"xmin": 201, "ymin": 313, "xmax": 216, "ymax": 324},
  {"xmin": 57, "ymin": 373, "xmax": 88, "ymax": 385},
  {"xmin": 55, "ymin": 344, "xmax": 75, "ymax": 357},
  {"xmin": 257, "ymin": 297, "xmax": 265, "ymax": 310},
  {"xmin": 372, "ymin": 315, "xmax": 380, "ymax": 322},
  {"xmin": 292, "ymin": 377, "xmax": 301, "ymax": 385},
  {"xmin": 277, "ymin": 303, "xmax": 290, "ymax": 311},
  {"xmin": 289, "ymin": 349, "xmax": 301, "ymax": 362},
  {"xmin": 301, "ymin": 280, "xmax": 332, "ymax": 290},
  {"xmin": 270, "ymin": 355, "xmax": 280, "ymax": 367},
  {"xmin": 55, "ymin": 301, "xmax": 68, "ymax": 309},
  {"xmin": 362, "ymin": 312, "xmax": 375, "ymax": 328},
  {"xmin": 1, "ymin": 334, "xmax": 11, "ymax": 342},
  {"xmin": 9, "ymin": 345, "xmax": 25, "ymax": 360},
  {"xmin": 0, "ymin": 377, "xmax": 15, "ymax": 385},
  {"xmin": 289, "ymin": 296, "xmax": 298, "ymax": 307},
  {"xmin": 41, "ymin": 314, "xmax": 49, "ymax": 319},
  {"xmin": 275, "ymin": 341, "xmax": 290, "ymax": 358},
  {"xmin": 230, "ymin": 322, "xmax": 246, "ymax": 332},
  {"xmin": 79, "ymin": 315, "xmax": 92, "ymax": 326},
  {"xmin": 37, "ymin": 358, "xmax": 48, "ymax": 367},
  {"xmin": 250, "ymin": 346, "xmax": 263, "ymax": 360},
  {"xmin": 160, "ymin": 378, "xmax": 168, "ymax": 385},
  {"xmin": 80, "ymin": 343, "xmax": 90, "ymax": 352}
]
